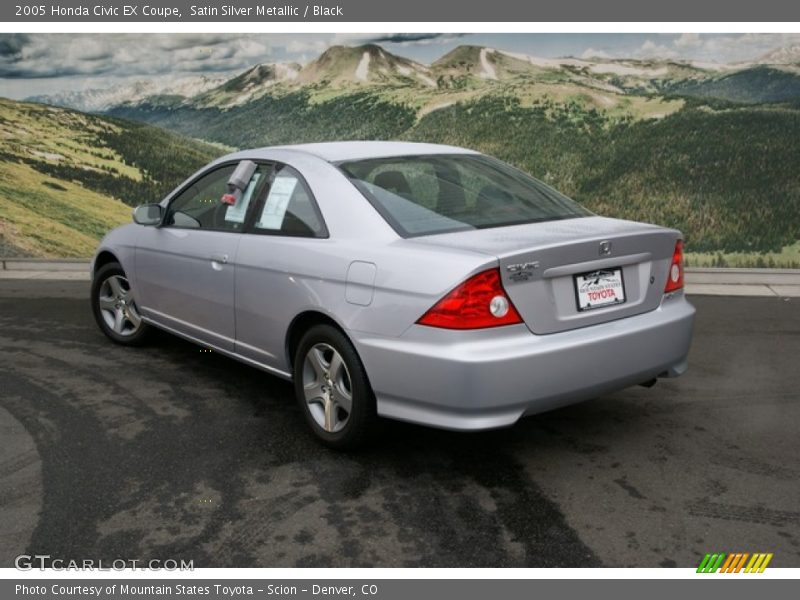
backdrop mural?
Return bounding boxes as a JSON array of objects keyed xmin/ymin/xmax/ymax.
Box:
[{"xmin": 1, "ymin": 33, "xmax": 799, "ymax": 266}]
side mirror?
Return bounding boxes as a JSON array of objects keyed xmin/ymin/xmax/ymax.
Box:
[{"xmin": 133, "ymin": 204, "xmax": 163, "ymax": 226}]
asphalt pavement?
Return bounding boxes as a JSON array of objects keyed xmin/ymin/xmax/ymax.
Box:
[{"xmin": 0, "ymin": 280, "xmax": 798, "ymax": 568}]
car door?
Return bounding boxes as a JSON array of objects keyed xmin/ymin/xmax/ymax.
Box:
[
  {"xmin": 135, "ymin": 161, "xmax": 270, "ymax": 352},
  {"xmin": 235, "ymin": 164, "xmax": 329, "ymax": 374}
]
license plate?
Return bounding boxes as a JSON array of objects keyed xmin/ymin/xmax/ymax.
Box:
[{"xmin": 574, "ymin": 268, "xmax": 626, "ymax": 312}]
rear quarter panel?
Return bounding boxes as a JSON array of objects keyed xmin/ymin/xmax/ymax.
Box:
[{"xmin": 234, "ymin": 235, "xmax": 496, "ymax": 373}]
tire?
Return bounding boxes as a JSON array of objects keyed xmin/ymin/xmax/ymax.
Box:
[
  {"xmin": 91, "ymin": 261, "xmax": 151, "ymax": 346},
  {"xmin": 293, "ymin": 324, "xmax": 377, "ymax": 449}
]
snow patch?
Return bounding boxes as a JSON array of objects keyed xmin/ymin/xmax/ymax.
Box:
[
  {"xmin": 417, "ymin": 73, "xmax": 437, "ymax": 87},
  {"xmin": 496, "ymin": 49, "xmax": 674, "ymax": 77},
  {"xmin": 757, "ymin": 44, "xmax": 800, "ymax": 65},
  {"xmin": 479, "ymin": 48, "xmax": 497, "ymax": 80},
  {"xmin": 27, "ymin": 75, "xmax": 225, "ymax": 112},
  {"xmin": 497, "ymin": 49, "xmax": 585, "ymax": 69},
  {"xmin": 355, "ymin": 52, "xmax": 370, "ymax": 81},
  {"xmin": 396, "ymin": 64, "xmax": 412, "ymax": 76},
  {"xmin": 689, "ymin": 60, "xmax": 731, "ymax": 71},
  {"xmin": 588, "ymin": 63, "xmax": 668, "ymax": 77},
  {"xmin": 275, "ymin": 64, "xmax": 299, "ymax": 80}
]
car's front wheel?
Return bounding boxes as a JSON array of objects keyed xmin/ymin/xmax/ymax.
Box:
[
  {"xmin": 293, "ymin": 324, "xmax": 377, "ymax": 449},
  {"xmin": 91, "ymin": 262, "xmax": 151, "ymax": 345}
]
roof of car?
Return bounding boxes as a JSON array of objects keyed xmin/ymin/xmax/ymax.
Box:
[{"xmin": 242, "ymin": 141, "xmax": 479, "ymax": 163}]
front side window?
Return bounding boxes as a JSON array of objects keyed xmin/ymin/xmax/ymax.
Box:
[
  {"xmin": 252, "ymin": 165, "xmax": 325, "ymax": 237},
  {"xmin": 165, "ymin": 163, "xmax": 268, "ymax": 232},
  {"xmin": 339, "ymin": 154, "xmax": 591, "ymax": 237}
]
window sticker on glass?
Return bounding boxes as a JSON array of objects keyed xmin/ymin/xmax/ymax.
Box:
[
  {"xmin": 225, "ymin": 172, "xmax": 261, "ymax": 224},
  {"xmin": 257, "ymin": 173, "xmax": 298, "ymax": 230}
]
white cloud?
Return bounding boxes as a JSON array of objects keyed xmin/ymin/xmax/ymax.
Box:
[
  {"xmin": 331, "ymin": 33, "xmax": 462, "ymax": 46},
  {"xmin": 636, "ymin": 39, "xmax": 678, "ymax": 59},
  {"xmin": 0, "ymin": 33, "xmax": 337, "ymax": 79},
  {"xmin": 674, "ymin": 33, "xmax": 702, "ymax": 48},
  {"xmin": 285, "ymin": 38, "xmax": 328, "ymax": 55},
  {"xmin": 0, "ymin": 32, "xmax": 465, "ymax": 86},
  {"xmin": 580, "ymin": 48, "xmax": 612, "ymax": 60}
]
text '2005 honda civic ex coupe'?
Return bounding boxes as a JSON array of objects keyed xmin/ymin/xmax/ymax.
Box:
[{"xmin": 91, "ymin": 141, "xmax": 695, "ymax": 448}]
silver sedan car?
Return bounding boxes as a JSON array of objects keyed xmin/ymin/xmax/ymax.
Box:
[{"xmin": 91, "ymin": 142, "xmax": 695, "ymax": 448}]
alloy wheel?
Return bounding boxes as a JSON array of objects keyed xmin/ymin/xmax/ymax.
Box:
[
  {"xmin": 97, "ymin": 274, "xmax": 142, "ymax": 337},
  {"xmin": 302, "ymin": 343, "xmax": 353, "ymax": 433}
]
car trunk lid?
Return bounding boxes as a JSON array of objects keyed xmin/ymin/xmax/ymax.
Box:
[{"xmin": 412, "ymin": 216, "xmax": 680, "ymax": 334}]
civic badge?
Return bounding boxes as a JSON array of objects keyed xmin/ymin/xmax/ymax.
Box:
[
  {"xmin": 505, "ymin": 260, "xmax": 539, "ymax": 282},
  {"xmin": 599, "ymin": 240, "xmax": 612, "ymax": 256}
]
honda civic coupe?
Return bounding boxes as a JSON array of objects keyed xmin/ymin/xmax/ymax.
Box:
[{"xmin": 91, "ymin": 141, "xmax": 695, "ymax": 448}]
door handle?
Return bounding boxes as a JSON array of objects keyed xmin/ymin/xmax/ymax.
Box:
[{"xmin": 209, "ymin": 253, "xmax": 228, "ymax": 265}]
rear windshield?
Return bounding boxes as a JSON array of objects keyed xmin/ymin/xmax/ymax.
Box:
[{"xmin": 338, "ymin": 154, "xmax": 591, "ymax": 238}]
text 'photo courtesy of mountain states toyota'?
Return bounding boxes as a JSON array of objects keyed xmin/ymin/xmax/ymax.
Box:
[{"xmin": 90, "ymin": 141, "xmax": 695, "ymax": 448}]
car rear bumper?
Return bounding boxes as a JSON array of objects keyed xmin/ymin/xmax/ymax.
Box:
[{"xmin": 351, "ymin": 294, "xmax": 695, "ymax": 430}]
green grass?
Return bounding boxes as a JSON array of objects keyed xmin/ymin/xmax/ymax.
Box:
[
  {"xmin": 0, "ymin": 98, "xmax": 219, "ymax": 257},
  {"xmin": 0, "ymin": 161, "xmax": 132, "ymax": 257},
  {"xmin": 686, "ymin": 241, "xmax": 800, "ymax": 269}
]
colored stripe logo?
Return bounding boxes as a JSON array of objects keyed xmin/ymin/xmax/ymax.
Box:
[{"xmin": 697, "ymin": 552, "xmax": 773, "ymax": 573}]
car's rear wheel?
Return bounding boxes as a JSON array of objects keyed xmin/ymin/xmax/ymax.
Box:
[
  {"xmin": 91, "ymin": 262, "xmax": 151, "ymax": 345},
  {"xmin": 293, "ymin": 324, "xmax": 377, "ymax": 449}
]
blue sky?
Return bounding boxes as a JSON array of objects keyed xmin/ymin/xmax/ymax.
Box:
[{"xmin": 1, "ymin": 32, "xmax": 798, "ymax": 99}]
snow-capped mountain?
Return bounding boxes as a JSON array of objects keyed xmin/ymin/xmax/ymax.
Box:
[
  {"xmin": 28, "ymin": 75, "xmax": 226, "ymax": 112},
  {"xmin": 296, "ymin": 44, "xmax": 436, "ymax": 87},
  {"xmin": 757, "ymin": 44, "xmax": 800, "ymax": 65},
  {"xmin": 193, "ymin": 62, "xmax": 301, "ymax": 107},
  {"xmin": 184, "ymin": 45, "xmax": 437, "ymax": 108},
  {"xmin": 25, "ymin": 42, "xmax": 800, "ymax": 113}
]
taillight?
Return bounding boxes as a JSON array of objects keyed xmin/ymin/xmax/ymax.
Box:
[
  {"xmin": 664, "ymin": 240, "xmax": 684, "ymax": 293},
  {"xmin": 417, "ymin": 268, "xmax": 523, "ymax": 329}
]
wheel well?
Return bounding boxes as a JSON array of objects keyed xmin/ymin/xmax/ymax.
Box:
[
  {"xmin": 286, "ymin": 311, "xmax": 345, "ymax": 369},
  {"xmin": 93, "ymin": 251, "xmax": 119, "ymax": 273}
]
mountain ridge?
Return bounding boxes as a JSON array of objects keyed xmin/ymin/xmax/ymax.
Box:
[{"xmin": 27, "ymin": 42, "xmax": 800, "ymax": 112}]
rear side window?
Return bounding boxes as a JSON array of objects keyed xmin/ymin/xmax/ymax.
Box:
[
  {"xmin": 253, "ymin": 165, "xmax": 326, "ymax": 238},
  {"xmin": 339, "ymin": 154, "xmax": 590, "ymax": 237}
]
